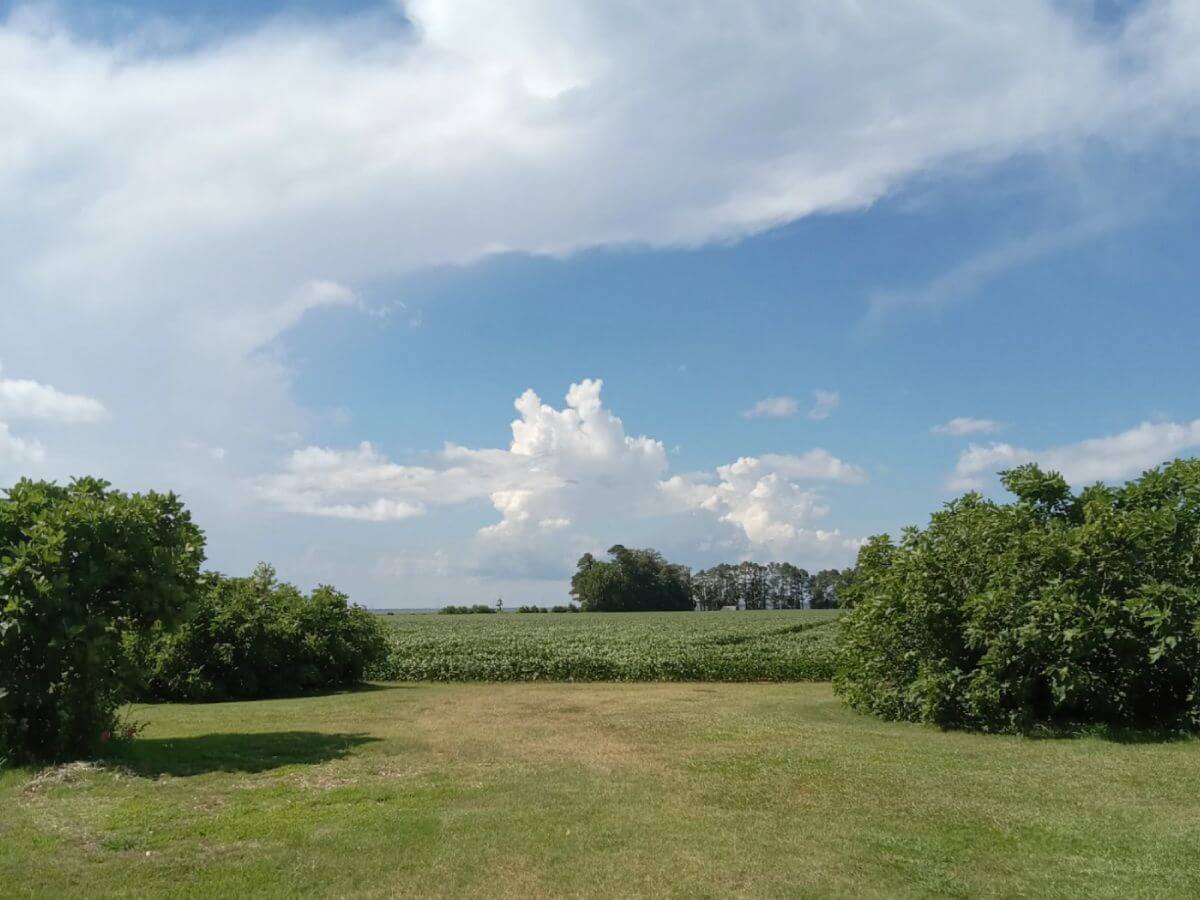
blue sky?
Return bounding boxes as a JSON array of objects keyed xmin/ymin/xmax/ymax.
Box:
[{"xmin": 2, "ymin": 1, "xmax": 1199, "ymax": 605}]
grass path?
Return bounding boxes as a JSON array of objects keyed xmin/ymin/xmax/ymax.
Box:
[{"xmin": 2, "ymin": 683, "xmax": 1198, "ymax": 898}]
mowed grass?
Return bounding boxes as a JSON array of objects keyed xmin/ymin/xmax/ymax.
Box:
[
  {"xmin": 371, "ymin": 609, "xmax": 841, "ymax": 681},
  {"xmin": 3, "ymin": 683, "xmax": 1199, "ymax": 898}
]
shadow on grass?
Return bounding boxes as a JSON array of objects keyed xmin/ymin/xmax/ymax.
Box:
[
  {"xmin": 132, "ymin": 681, "xmax": 417, "ymax": 706},
  {"xmin": 105, "ymin": 731, "xmax": 380, "ymax": 777},
  {"xmin": 1017, "ymin": 723, "xmax": 1198, "ymax": 744}
]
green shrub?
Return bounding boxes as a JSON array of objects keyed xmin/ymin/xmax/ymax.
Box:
[
  {"xmin": 835, "ymin": 461, "xmax": 1200, "ymax": 732},
  {"xmin": 0, "ymin": 477, "xmax": 203, "ymax": 763},
  {"xmin": 131, "ymin": 564, "xmax": 387, "ymax": 702},
  {"xmin": 439, "ymin": 604, "xmax": 497, "ymax": 615}
]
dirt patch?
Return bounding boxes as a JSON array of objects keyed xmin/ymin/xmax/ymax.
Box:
[{"xmin": 22, "ymin": 761, "xmax": 133, "ymax": 796}]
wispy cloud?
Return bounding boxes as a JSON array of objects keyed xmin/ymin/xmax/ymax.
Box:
[
  {"xmin": 743, "ymin": 396, "xmax": 798, "ymax": 419},
  {"xmin": 864, "ymin": 216, "xmax": 1120, "ymax": 326},
  {"xmin": 808, "ymin": 390, "xmax": 840, "ymax": 421},
  {"xmin": 933, "ymin": 417, "xmax": 1004, "ymax": 437}
]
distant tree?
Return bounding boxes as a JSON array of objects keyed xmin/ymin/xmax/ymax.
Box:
[
  {"xmin": 692, "ymin": 561, "xmax": 817, "ymax": 610},
  {"xmin": 570, "ymin": 545, "xmax": 692, "ymax": 612},
  {"xmin": 810, "ymin": 569, "xmax": 853, "ymax": 609}
]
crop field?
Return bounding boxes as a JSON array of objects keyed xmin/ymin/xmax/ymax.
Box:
[
  {"xmin": 369, "ymin": 609, "xmax": 841, "ymax": 682},
  {"xmin": 4, "ymin": 683, "xmax": 1198, "ymax": 899}
]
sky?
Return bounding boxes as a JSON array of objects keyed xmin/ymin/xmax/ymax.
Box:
[{"xmin": 2, "ymin": 0, "xmax": 1199, "ymax": 606}]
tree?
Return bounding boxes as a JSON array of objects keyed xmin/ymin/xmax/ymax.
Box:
[
  {"xmin": 0, "ymin": 478, "xmax": 204, "ymax": 762},
  {"xmin": 809, "ymin": 569, "xmax": 853, "ymax": 609},
  {"xmin": 570, "ymin": 545, "xmax": 692, "ymax": 611},
  {"xmin": 835, "ymin": 461, "xmax": 1200, "ymax": 732}
]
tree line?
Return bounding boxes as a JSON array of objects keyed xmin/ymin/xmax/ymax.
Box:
[
  {"xmin": 692, "ymin": 562, "xmax": 853, "ymax": 610},
  {"xmin": 570, "ymin": 545, "xmax": 856, "ymax": 612}
]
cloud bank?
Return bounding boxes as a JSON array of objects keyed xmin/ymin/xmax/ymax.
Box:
[
  {"xmin": 260, "ymin": 379, "xmax": 867, "ymax": 571},
  {"xmin": 946, "ymin": 419, "xmax": 1200, "ymax": 492}
]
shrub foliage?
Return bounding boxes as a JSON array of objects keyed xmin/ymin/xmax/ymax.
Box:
[
  {"xmin": 131, "ymin": 563, "xmax": 387, "ymax": 702},
  {"xmin": 835, "ymin": 461, "xmax": 1200, "ymax": 732},
  {"xmin": 0, "ymin": 478, "xmax": 203, "ymax": 762}
]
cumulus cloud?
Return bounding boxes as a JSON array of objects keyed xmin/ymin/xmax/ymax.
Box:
[
  {"xmin": 259, "ymin": 379, "xmax": 667, "ymax": 530},
  {"xmin": 808, "ymin": 390, "xmax": 840, "ymax": 421},
  {"xmin": 260, "ymin": 379, "xmax": 867, "ymax": 569},
  {"xmin": 659, "ymin": 452, "xmax": 866, "ymax": 560},
  {"xmin": 0, "ymin": 365, "xmax": 105, "ymax": 472},
  {"xmin": 0, "ymin": 365, "xmax": 106, "ymax": 423},
  {"xmin": 933, "ymin": 417, "xmax": 1004, "ymax": 437},
  {"xmin": 946, "ymin": 419, "xmax": 1200, "ymax": 492},
  {"xmin": 743, "ymin": 396, "xmax": 798, "ymax": 419}
]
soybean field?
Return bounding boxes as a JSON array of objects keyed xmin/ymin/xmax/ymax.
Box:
[{"xmin": 369, "ymin": 609, "xmax": 840, "ymax": 682}]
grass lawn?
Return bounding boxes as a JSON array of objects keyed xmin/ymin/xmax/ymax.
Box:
[
  {"xmin": 3, "ymin": 682, "xmax": 1198, "ymax": 898},
  {"xmin": 372, "ymin": 609, "xmax": 841, "ymax": 681}
]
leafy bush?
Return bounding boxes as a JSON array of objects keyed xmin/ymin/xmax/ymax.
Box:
[
  {"xmin": 570, "ymin": 545, "xmax": 692, "ymax": 611},
  {"xmin": 131, "ymin": 564, "xmax": 387, "ymax": 702},
  {"xmin": 1, "ymin": 477, "xmax": 203, "ymax": 762},
  {"xmin": 835, "ymin": 461, "xmax": 1200, "ymax": 732},
  {"xmin": 369, "ymin": 610, "xmax": 840, "ymax": 681}
]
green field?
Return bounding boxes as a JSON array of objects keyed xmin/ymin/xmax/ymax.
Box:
[
  {"xmin": 370, "ymin": 609, "xmax": 841, "ymax": 682},
  {"xmin": 3, "ymin": 682, "xmax": 1197, "ymax": 898}
]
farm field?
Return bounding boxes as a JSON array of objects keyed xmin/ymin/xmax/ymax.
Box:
[
  {"xmin": 370, "ymin": 609, "xmax": 841, "ymax": 681},
  {"xmin": 2, "ymin": 682, "xmax": 1197, "ymax": 899}
]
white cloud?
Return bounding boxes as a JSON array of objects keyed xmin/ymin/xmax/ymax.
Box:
[
  {"xmin": 933, "ymin": 417, "xmax": 1004, "ymax": 437},
  {"xmin": 743, "ymin": 396, "xmax": 798, "ymax": 419},
  {"xmin": 0, "ymin": 365, "xmax": 106, "ymax": 423},
  {"xmin": 5, "ymin": 2, "xmax": 1198, "ymax": 342},
  {"xmin": 659, "ymin": 451, "xmax": 866, "ymax": 560},
  {"xmin": 946, "ymin": 419, "xmax": 1200, "ymax": 492},
  {"xmin": 808, "ymin": 390, "xmax": 840, "ymax": 421},
  {"xmin": 259, "ymin": 379, "xmax": 667, "ymax": 533},
  {"xmin": 0, "ymin": 365, "xmax": 105, "ymax": 473},
  {"xmin": 0, "ymin": 421, "xmax": 45, "ymax": 464},
  {"xmin": 260, "ymin": 379, "xmax": 867, "ymax": 569}
]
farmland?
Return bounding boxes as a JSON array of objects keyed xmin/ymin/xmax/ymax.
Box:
[
  {"xmin": 370, "ymin": 609, "xmax": 841, "ymax": 682},
  {"xmin": 4, "ymin": 682, "xmax": 1199, "ymax": 899}
]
